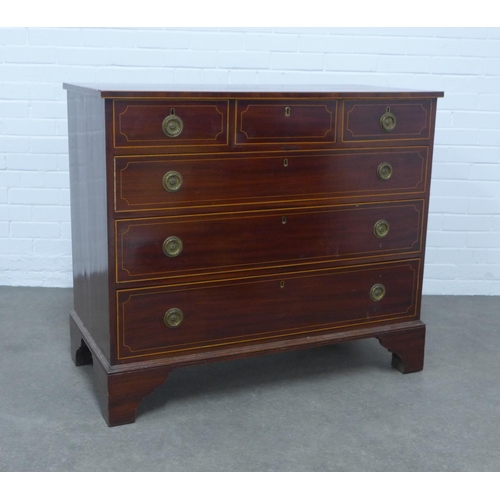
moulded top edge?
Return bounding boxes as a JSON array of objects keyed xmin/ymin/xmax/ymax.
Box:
[{"xmin": 62, "ymin": 83, "xmax": 444, "ymax": 99}]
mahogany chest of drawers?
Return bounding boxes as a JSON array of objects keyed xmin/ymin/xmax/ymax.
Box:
[{"xmin": 64, "ymin": 84, "xmax": 443, "ymax": 426}]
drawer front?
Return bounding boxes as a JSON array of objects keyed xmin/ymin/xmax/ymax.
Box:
[
  {"xmin": 113, "ymin": 100, "xmax": 228, "ymax": 149},
  {"xmin": 116, "ymin": 201, "xmax": 423, "ymax": 283},
  {"xmin": 117, "ymin": 260, "xmax": 420, "ymax": 359},
  {"xmin": 114, "ymin": 148, "xmax": 428, "ymax": 213},
  {"xmin": 343, "ymin": 100, "xmax": 432, "ymax": 142},
  {"xmin": 235, "ymin": 100, "xmax": 336, "ymax": 145}
]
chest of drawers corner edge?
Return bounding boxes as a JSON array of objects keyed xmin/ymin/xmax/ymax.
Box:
[{"xmin": 64, "ymin": 84, "xmax": 444, "ymax": 426}]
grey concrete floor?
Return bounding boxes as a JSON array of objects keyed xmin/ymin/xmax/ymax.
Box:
[{"xmin": 0, "ymin": 286, "xmax": 499, "ymax": 471}]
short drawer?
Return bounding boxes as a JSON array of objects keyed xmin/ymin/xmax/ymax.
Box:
[
  {"xmin": 115, "ymin": 201, "xmax": 423, "ymax": 283},
  {"xmin": 343, "ymin": 99, "xmax": 432, "ymax": 142},
  {"xmin": 235, "ymin": 100, "xmax": 336, "ymax": 145},
  {"xmin": 116, "ymin": 260, "xmax": 420, "ymax": 359},
  {"xmin": 113, "ymin": 100, "xmax": 228, "ymax": 149},
  {"xmin": 114, "ymin": 148, "xmax": 428, "ymax": 213}
]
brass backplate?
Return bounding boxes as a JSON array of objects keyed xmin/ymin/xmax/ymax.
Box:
[
  {"xmin": 380, "ymin": 107, "xmax": 397, "ymax": 132},
  {"xmin": 162, "ymin": 114, "xmax": 184, "ymax": 138},
  {"xmin": 164, "ymin": 308, "xmax": 183, "ymax": 328},
  {"xmin": 163, "ymin": 236, "xmax": 183, "ymax": 257}
]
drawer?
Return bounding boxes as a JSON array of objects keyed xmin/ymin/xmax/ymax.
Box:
[
  {"xmin": 343, "ymin": 100, "xmax": 432, "ymax": 142},
  {"xmin": 235, "ymin": 100, "xmax": 336, "ymax": 145},
  {"xmin": 113, "ymin": 100, "xmax": 228, "ymax": 149},
  {"xmin": 117, "ymin": 260, "xmax": 420, "ymax": 359},
  {"xmin": 114, "ymin": 148, "xmax": 428, "ymax": 213},
  {"xmin": 116, "ymin": 201, "xmax": 423, "ymax": 283}
]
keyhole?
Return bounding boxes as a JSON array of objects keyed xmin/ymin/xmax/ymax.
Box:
[
  {"xmin": 284, "ymin": 158, "xmax": 288, "ymax": 167},
  {"xmin": 170, "ymin": 108, "xmax": 175, "ymax": 115},
  {"xmin": 285, "ymin": 107, "xmax": 291, "ymax": 117},
  {"xmin": 282, "ymin": 216, "xmax": 287, "ymax": 224},
  {"xmin": 280, "ymin": 281, "xmax": 285, "ymax": 289}
]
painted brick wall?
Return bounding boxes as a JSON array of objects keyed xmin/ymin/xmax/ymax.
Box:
[{"xmin": 1, "ymin": 27, "xmax": 499, "ymax": 294}]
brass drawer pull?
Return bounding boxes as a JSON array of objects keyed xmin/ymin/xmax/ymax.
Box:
[
  {"xmin": 162, "ymin": 108, "xmax": 184, "ymax": 138},
  {"xmin": 164, "ymin": 308, "xmax": 183, "ymax": 328},
  {"xmin": 163, "ymin": 236, "xmax": 183, "ymax": 257},
  {"xmin": 373, "ymin": 219, "xmax": 390, "ymax": 238},
  {"xmin": 380, "ymin": 106, "xmax": 397, "ymax": 132},
  {"xmin": 162, "ymin": 171, "xmax": 183, "ymax": 192},
  {"xmin": 370, "ymin": 284, "xmax": 386, "ymax": 302},
  {"xmin": 377, "ymin": 162, "xmax": 393, "ymax": 181}
]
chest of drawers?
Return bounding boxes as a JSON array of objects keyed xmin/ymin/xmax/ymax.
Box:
[{"xmin": 64, "ymin": 84, "xmax": 443, "ymax": 426}]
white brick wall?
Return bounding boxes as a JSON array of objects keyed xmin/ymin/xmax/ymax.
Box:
[{"xmin": 1, "ymin": 27, "xmax": 499, "ymax": 294}]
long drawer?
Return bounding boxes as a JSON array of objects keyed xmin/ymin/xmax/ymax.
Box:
[
  {"xmin": 117, "ymin": 260, "xmax": 420, "ymax": 360},
  {"xmin": 116, "ymin": 201, "xmax": 423, "ymax": 283},
  {"xmin": 114, "ymin": 148, "xmax": 428, "ymax": 213}
]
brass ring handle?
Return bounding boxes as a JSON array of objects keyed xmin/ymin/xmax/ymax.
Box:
[
  {"xmin": 163, "ymin": 236, "xmax": 183, "ymax": 257},
  {"xmin": 380, "ymin": 106, "xmax": 397, "ymax": 132},
  {"xmin": 162, "ymin": 171, "xmax": 183, "ymax": 192},
  {"xmin": 373, "ymin": 219, "xmax": 390, "ymax": 238},
  {"xmin": 377, "ymin": 162, "xmax": 393, "ymax": 181},
  {"xmin": 162, "ymin": 109, "xmax": 183, "ymax": 137},
  {"xmin": 370, "ymin": 284, "xmax": 386, "ymax": 302},
  {"xmin": 164, "ymin": 308, "xmax": 183, "ymax": 328}
]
